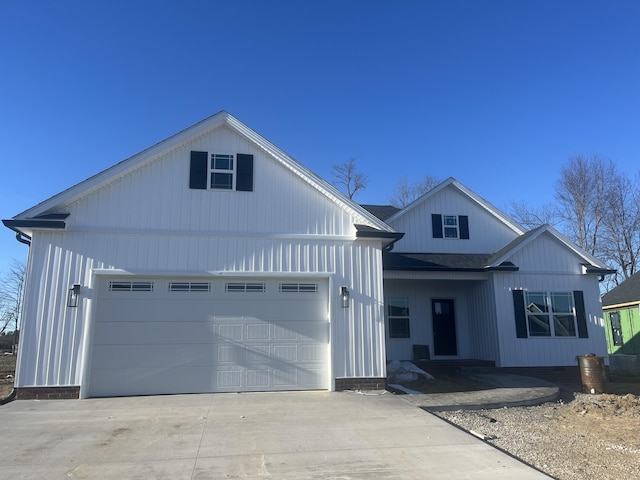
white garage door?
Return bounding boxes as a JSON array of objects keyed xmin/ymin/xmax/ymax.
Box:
[{"xmin": 88, "ymin": 277, "xmax": 329, "ymax": 397}]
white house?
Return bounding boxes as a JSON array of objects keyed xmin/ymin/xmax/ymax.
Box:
[
  {"xmin": 364, "ymin": 179, "xmax": 613, "ymax": 371},
  {"xmin": 3, "ymin": 112, "xmax": 613, "ymax": 399}
]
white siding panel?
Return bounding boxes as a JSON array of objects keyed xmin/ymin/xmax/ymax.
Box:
[
  {"xmin": 493, "ymin": 272, "xmax": 607, "ymax": 367},
  {"xmin": 389, "ymin": 185, "xmax": 518, "ymax": 254},
  {"xmin": 467, "ymin": 277, "xmax": 500, "ymax": 361},
  {"xmin": 509, "ymin": 233, "xmax": 584, "ymax": 274},
  {"xmin": 66, "ymin": 126, "xmax": 360, "ymax": 237}
]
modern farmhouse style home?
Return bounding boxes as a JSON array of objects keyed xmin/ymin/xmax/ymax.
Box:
[{"xmin": 3, "ymin": 112, "xmax": 613, "ymax": 399}]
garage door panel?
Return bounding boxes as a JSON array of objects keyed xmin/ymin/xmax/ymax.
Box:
[
  {"xmin": 90, "ymin": 366, "xmax": 216, "ymax": 397},
  {"xmin": 89, "ymin": 277, "xmax": 329, "ymax": 397},
  {"xmin": 91, "ymin": 343, "xmax": 214, "ymax": 368},
  {"xmin": 243, "ymin": 345, "xmax": 271, "ymax": 364},
  {"xmin": 93, "ymin": 321, "xmax": 215, "ymax": 345}
]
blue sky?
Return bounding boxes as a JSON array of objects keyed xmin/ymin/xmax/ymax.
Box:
[{"xmin": 1, "ymin": 1, "xmax": 639, "ymax": 274}]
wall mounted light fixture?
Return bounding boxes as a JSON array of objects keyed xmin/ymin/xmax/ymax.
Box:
[
  {"xmin": 340, "ymin": 286, "xmax": 350, "ymax": 308},
  {"xmin": 67, "ymin": 284, "xmax": 81, "ymax": 308}
]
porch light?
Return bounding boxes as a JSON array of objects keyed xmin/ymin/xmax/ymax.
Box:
[
  {"xmin": 340, "ymin": 286, "xmax": 350, "ymax": 308},
  {"xmin": 67, "ymin": 284, "xmax": 81, "ymax": 308}
]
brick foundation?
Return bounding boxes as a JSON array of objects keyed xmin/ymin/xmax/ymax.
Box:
[
  {"xmin": 334, "ymin": 377, "xmax": 386, "ymax": 391},
  {"xmin": 16, "ymin": 386, "xmax": 80, "ymax": 400}
]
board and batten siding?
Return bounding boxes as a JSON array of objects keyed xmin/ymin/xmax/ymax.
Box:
[
  {"xmin": 15, "ymin": 124, "xmax": 390, "ymax": 393},
  {"xmin": 388, "ymin": 185, "xmax": 519, "ymax": 254},
  {"xmin": 16, "ymin": 230, "xmax": 387, "ymax": 391},
  {"xmin": 466, "ymin": 276, "xmax": 500, "ymax": 362},
  {"xmin": 491, "ymin": 234, "xmax": 607, "ymax": 367},
  {"xmin": 64, "ymin": 126, "xmax": 374, "ymax": 236}
]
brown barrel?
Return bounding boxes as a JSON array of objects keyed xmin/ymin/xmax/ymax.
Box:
[{"xmin": 577, "ymin": 355, "xmax": 607, "ymax": 394}]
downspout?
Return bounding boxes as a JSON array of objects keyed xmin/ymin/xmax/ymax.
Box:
[{"xmin": 15, "ymin": 231, "xmax": 31, "ymax": 246}]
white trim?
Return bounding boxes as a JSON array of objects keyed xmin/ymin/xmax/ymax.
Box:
[
  {"xmin": 92, "ymin": 269, "xmax": 334, "ymax": 278},
  {"xmin": 63, "ymin": 226, "xmax": 359, "ymax": 241}
]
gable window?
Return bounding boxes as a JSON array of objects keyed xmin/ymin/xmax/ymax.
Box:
[
  {"xmin": 189, "ymin": 151, "xmax": 253, "ymax": 192},
  {"xmin": 431, "ymin": 214, "xmax": 469, "ymax": 239},
  {"xmin": 211, "ymin": 154, "xmax": 234, "ymax": 190},
  {"xmin": 388, "ymin": 297, "xmax": 411, "ymax": 338},
  {"xmin": 443, "ymin": 215, "xmax": 459, "ymax": 238}
]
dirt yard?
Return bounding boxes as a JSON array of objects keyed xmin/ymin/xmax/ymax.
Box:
[{"xmin": 0, "ymin": 353, "xmax": 16, "ymax": 399}]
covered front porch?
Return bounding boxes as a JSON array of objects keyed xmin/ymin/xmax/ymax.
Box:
[{"xmin": 383, "ymin": 274, "xmax": 500, "ymax": 364}]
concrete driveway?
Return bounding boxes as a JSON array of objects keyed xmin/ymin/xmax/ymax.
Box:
[{"xmin": 0, "ymin": 391, "xmax": 550, "ymax": 479}]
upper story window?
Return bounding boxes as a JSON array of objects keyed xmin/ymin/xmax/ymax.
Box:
[
  {"xmin": 432, "ymin": 214, "xmax": 469, "ymax": 239},
  {"xmin": 211, "ymin": 154, "xmax": 235, "ymax": 190},
  {"xmin": 189, "ymin": 151, "xmax": 254, "ymax": 192},
  {"xmin": 443, "ymin": 215, "xmax": 459, "ymax": 238}
]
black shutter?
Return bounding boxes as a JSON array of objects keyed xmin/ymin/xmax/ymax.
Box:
[
  {"xmin": 459, "ymin": 215, "xmax": 469, "ymax": 239},
  {"xmin": 189, "ymin": 151, "xmax": 208, "ymax": 189},
  {"xmin": 236, "ymin": 154, "xmax": 254, "ymax": 192},
  {"xmin": 432, "ymin": 214, "xmax": 443, "ymax": 238},
  {"xmin": 512, "ymin": 290, "xmax": 528, "ymax": 338},
  {"xmin": 574, "ymin": 290, "xmax": 589, "ymax": 338}
]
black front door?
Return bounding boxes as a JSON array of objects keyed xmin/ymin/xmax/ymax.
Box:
[{"xmin": 432, "ymin": 299, "xmax": 457, "ymax": 356}]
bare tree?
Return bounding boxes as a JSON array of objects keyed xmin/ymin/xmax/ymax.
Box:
[
  {"xmin": 331, "ymin": 158, "xmax": 368, "ymax": 199},
  {"xmin": 0, "ymin": 260, "xmax": 26, "ymax": 344},
  {"xmin": 389, "ymin": 175, "xmax": 441, "ymax": 208},
  {"xmin": 555, "ymin": 155, "xmax": 616, "ymax": 257},
  {"xmin": 508, "ymin": 201, "xmax": 559, "ymax": 229},
  {"xmin": 599, "ymin": 173, "xmax": 640, "ymax": 286}
]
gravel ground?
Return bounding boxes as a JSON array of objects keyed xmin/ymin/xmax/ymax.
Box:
[{"xmin": 434, "ymin": 390, "xmax": 640, "ymax": 480}]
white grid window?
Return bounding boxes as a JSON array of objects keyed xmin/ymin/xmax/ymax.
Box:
[
  {"xmin": 109, "ymin": 281, "xmax": 154, "ymax": 292},
  {"xmin": 279, "ymin": 283, "xmax": 319, "ymax": 293},
  {"xmin": 210, "ymin": 154, "xmax": 235, "ymax": 190},
  {"xmin": 225, "ymin": 282, "xmax": 266, "ymax": 293},
  {"xmin": 168, "ymin": 282, "xmax": 211, "ymax": 292}
]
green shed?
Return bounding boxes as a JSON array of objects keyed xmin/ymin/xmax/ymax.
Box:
[{"xmin": 602, "ymin": 272, "xmax": 640, "ymax": 378}]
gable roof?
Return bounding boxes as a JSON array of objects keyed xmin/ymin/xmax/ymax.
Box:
[
  {"xmin": 381, "ymin": 224, "xmax": 614, "ymax": 274},
  {"xmin": 385, "ymin": 177, "xmax": 526, "ymax": 235},
  {"xmin": 602, "ymin": 271, "xmax": 640, "ymax": 307},
  {"xmin": 5, "ymin": 111, "xmax": 396, "ymax": 238},
  {"xmin": 488, "ymin": 224, "xmax": 614, "ymax": 272}
]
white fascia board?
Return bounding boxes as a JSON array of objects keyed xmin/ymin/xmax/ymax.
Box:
[{"xmin": 385, "ymin": 177, "xmax": 525, "ymax": 235}]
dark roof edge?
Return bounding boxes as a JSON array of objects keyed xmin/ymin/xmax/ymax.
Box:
[
  {"xmin": 2, "ymin": 219, "xmax": 67, "ymax": 230},
  {"xmin": 583, "ymin": 265, "xmax": 617, "ymax": 275},
  {"xmin": 383, "ymin": 264, "xmax": 519, "ymax": 273}
]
